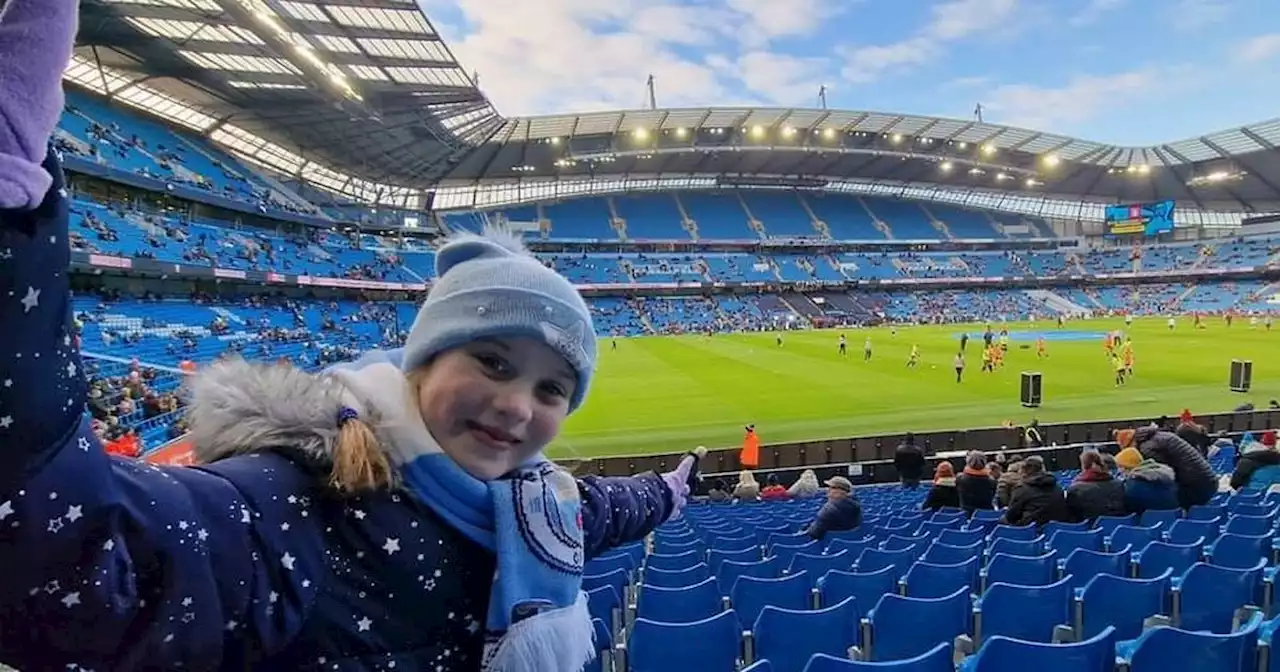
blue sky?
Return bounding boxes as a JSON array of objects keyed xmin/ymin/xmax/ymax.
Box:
[{"xmin": 420, "ymin": 0, "xmax": 1280, "ymax": 146}]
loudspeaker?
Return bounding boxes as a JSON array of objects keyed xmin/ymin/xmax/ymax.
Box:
[
  {"xmin": 1230, "ymin": 360, "xmax": 1253, "ymax": 393},
  {"xmin": 1021, "ymin": 371, "xmax": 1042, "ymax": 407}
]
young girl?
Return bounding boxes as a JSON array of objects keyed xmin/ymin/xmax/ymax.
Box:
[{"xmin": 0, "ymin": 3, "xmax": 701, "ymax": 669}]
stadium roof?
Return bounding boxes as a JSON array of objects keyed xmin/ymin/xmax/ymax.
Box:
[
  {"xmin": 71, "ymin": 0, "xmax": 503, "ymax": 199},
  {"xmin": 441, "ymin": 107, "xmax": 1280, "ymax": 212}
]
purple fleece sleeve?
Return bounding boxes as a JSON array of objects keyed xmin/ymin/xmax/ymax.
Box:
[
  {"xmin": 0, "ymin": 0, "xmax": 78, "ymax": 210},
  {"xmin": 578, "ymin": 473, "xmax": 673, "ymax": 560}
]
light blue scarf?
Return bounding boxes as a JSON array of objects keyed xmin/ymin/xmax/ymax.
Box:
[{"xmin": 328, "ymin": 349, "xmax": 595, "ymax": 672}]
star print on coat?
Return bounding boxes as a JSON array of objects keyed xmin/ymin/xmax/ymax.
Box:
[{"xmin": 0, "ymin": 151, "xmax": 681, "ymax": 670}]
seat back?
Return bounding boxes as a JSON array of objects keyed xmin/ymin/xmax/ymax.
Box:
[
  {"xmin": 801, "ymin": 642, "xmax": 953, "ymax": 671},
  {"xmin": 582, "ymin": 568, "xmax": 628, "ymax": 608},
  {"xmin": 1046, "ymin": 529, "xmax": 1103, "ymax": 558},
  {"xmin": 788, "ymin": 550, "xmax": 852, "ymax": 586},
  {"xmin": 1042, "ymin": 520, "xmax": 1090, "ymax": 538},
  {"xmin": 1093, "ymin": 514, "xmax": 1138, "ymax": 536},
  {"xmin": 868, "ymin": 587, "xmax": 970, "ymax": 662},
  {"xmin": 1138, "ymin": 509, "xmax": 1179, "ymax": 530},
  {"xmin": 629, "ymin": 609, "xmax": 741, "ymax": 672},
  {"xmin": 984, "ymin": 551, "xmax": 1058, "ymax": 590},
  {"xmin": 1078, "ymin": 570, "xmax": 1172, "ymax": 640},
  {"xmin": 937, "ymin": 528, "xmax": 985, "ymax": 547},
  {"xmin": 1178, "ymin": 560, "xmax": 1265, "ymax": 634},
  {"xmin": 1186, "ymin": 504, "xmax": 1226, "ymax": 521},
  {"xmin": 1167, "ymin": 518, "xmax": 1221, "ymax": 545},
  {"xmin": 1136, "ymin": 539, "xmax": 1203, "ymax": 579},
  {"xmin": 977, "ymin": 576, "xmax": 1073, "ymax": 644},
  {"xmin": 770, "ymin": 540, "xmax": 821, "ymax": 569},
  {"xmin": 967, "ymin": 625, "xmax": 1116, "ymax": 672},
  {"xmin": 855, "ymin": 547, "xmax": 915, "ymax": 579},
  {"xmin": 753, "ymin": 597, "xmax": 860, "ymax": 672},
  {"xmin": 719, "ymin": 556, "xmax": 781, "ymax": 595},
  {"xmin": 817, "ymin": 566, "xmax": 898, "ymax": 610},
  {"xmin": 583, "ymin": 618, "xmax": 613, "ymax": 672},
  {"xmin": 586, "ymin": 551, "xmax": 635, "ymax": 577},
  {"xmin": 1107, "ymin": 524, "xmax": 1161, "ymax": 554},
  {"xmin": 731, "ymin": 571, "xmax": 810, "ymax": 630},
  {"xmin": 901, "ymin": 557, "xmax": 980, "ymax": 599},
  {"xmin": 637, "ymin": 576, "xmax": 723, "ymax": 624},
  {"xmin": 1061, "ymin": 547, "xmax": 1130, "ymax": 593},
  {"xmin": 988, "ymin": 524, "xmax": 1039, "ymax": 543},
  {"xmin": 826, "ymin": 537, "xmax": 874, "ymax": 558},
  {"xmin": 922, "ymin": 540, "xmax": 984, "ymax": 565},
  {"xmin": 644, "ymin": 562, "xmax": 711, "ymax": 589},
  {"xmin": 647, "ymin": 549, "xmax": 704, "ymax": 572},
  {"xmin": 987, "ymin": 537, "xmax": 1044, "ymax": 558},
  {"xmin": 1222, "ymin": 514, "xmax": 1273, "ymax": 536},
  {"xmin": 1125, "ymin": 611, "xmax": 1262, "ymax": 672},
  {"xmin": 1208, "ymin": 532, "xmax": 1269, "ymax": 569},
  {"xmin": 709, "ymin": 546, "xmax": 759, "ymax": 573}
]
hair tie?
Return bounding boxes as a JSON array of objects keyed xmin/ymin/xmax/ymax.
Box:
[{"xmin": 336, "ymin": 407, "xmax": 359, "ymax": 427}]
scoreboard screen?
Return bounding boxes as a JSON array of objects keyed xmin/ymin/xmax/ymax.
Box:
[{"xmin": 1105, "ymin": 200, "xmax": 1175, "ymax": 237}]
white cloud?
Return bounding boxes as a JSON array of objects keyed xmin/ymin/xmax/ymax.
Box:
[
  {"xmin": 1068, "ymin": 0, "xmax": 1126, "ymax": 27},
  {"xmin": 1234, "ymin": 34, "xmax": 1280, "ymax": 64},
  {"xmin": 733, "ymin": 51, "xmax": 832, "ymax": 105},
  {"xmin": 1167, "ymin": 0, "xmax": 1230, "ymax": 33},
  {"xmin": 726, "ymin": 0, "xmax": 850, "ymax": 47},
  {"xmin": 982, "ymin": 69, "xmax": 1163, "ymax": 132},
  {"xmin": 839, "ymin": 0, "xmax": 1020, "ymax": 84}
]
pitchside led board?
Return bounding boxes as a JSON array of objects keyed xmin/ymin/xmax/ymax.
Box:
[{"xmin": 1105, "ymin": 200, "xmax": 1176, "ymax": 237}]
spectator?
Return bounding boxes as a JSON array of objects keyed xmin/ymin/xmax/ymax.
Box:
[
  {"xmin": 1176, "ymin": 422, "xmax": 1213, "ymax": 457},
  {"xmin": 1023, "ymin": 419, "xmax": 1044, "ymax": 448},
  {"xmin": 760, "ymin": 473, "xmax": 789, "ymax": 501},
  {"xmin": 806, "ymin": 476, "xmax": 863, "ymax": 541},
  {"xmin": 707, "ymin": 478, "xmax": 731, "ymax": 503},
  {"xmin": 1117, "ymin": 426, "xmax": 1217, "ymax": 508},
  {"xmin": 988, "ymin": 461, "xmax": 1004, "ymax": 481},
  {"xmin": 788, "ymin": 469, "xmax": 820, "ymax": 498},
  {"xmin": 1229, "ymin": 431, "xmax": 1280, "ymax": 492},
  {"xmin": 1115, "ymin": 447, "xmax": 1179, "ymax": 513},
  {"xmin": 1003, "ymin": 456, "xmax": 1071, "ymax": 527},
  {"xmin": 997, "ymin": 460, "xmax": 1023, "ymax": 508},
  {"xmin": 1065, "ymin": 450, "xmax": 1126, "ymax": 522},
  {"xmin": 922, "ymin": 462, "xmax": 961, "ymax": 511},
  {"xmin": 894, "ymin": 433, "xmax": 926, "ymax": 488},
  {"xmin": 733, "ymin": 470, "xmax": 761, "ymax": 502},
  {"xmin": 957, "ymin": 451, "xmax": 997, "ymax": 513}
]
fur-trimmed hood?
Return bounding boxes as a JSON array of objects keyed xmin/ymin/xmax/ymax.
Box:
[{"xmin": 185, "ymin": 350, "xmax": 424, "ymax": 467}]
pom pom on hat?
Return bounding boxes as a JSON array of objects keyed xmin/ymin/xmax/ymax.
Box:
[
  {"xmin": 402, "ymin": 227, "xmax": 597, "ymax": 412},
  {"xmin": 1115, "ymin": 447, "xmax": 1143, "ymax": 470}
]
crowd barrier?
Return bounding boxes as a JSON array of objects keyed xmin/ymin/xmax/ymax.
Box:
[{"xmin": 571, "ymin": 409, "xmax": 1280, "ymax": 490}]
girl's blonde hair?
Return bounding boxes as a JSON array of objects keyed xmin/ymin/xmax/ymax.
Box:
[{"xmin": 330, "ymin": 416, "xmax": 396, "ymax": 493}]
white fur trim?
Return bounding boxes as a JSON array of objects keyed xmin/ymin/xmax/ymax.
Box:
[{"xmin": 483, "ymin": 591, "xmax": 596, "ymax": 672}]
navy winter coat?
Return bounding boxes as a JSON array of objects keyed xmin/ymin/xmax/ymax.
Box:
[{"xmin": 0, "ymin": 155, "xmax": 677, "ymax": 671}]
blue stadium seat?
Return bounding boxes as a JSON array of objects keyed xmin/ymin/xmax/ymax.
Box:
[
  {"xmin": 975, "ymin": 576, "xmax": 1074, "ymax": 644},
  {"xmin": 644, "ymin": 562, "xmax": 711, "ymax": 589},
  {"xmin": 720, "ymin": 557, "xmax": 782, "ymax": 595},
  {"xmin": 987, "ymin": 525, "xmax": 1039, "ymax": 543},
  {"xmin": 1118, "ymin": 610, "xmax": 1262, "ymax": 672},
  {"xmin": 1041, "ymin": 521, "xmax": 1090, "ymax": 538},
  {"xmin": 900, "ymin": 557, "xmax": 980, "ymax": 599},
  {"xmin": 709, "ymin": 546, "xmax": 760, "ymax": 573},
  {"xmin": 1045, "ymin": 529, "xmax": 1103, "ymax": 558},
  {"xmin": 1093, "ymin": 513, "xmax": 1138, "ymax": 536},
  {"xmin": 1106, "ymin": 524, "xmax": 1161, "ymax": 553},
  {"xmin": 753, "ymin": 597, "xmax": 860, "ymax": 672},
  {"xmin": 1166, "ymin": 518, "xmax": 1221, "ymax": 545},
  {"xmin": 731, "ymin": 572, "xmax": 811, "ymax": 630},
  {"xmin": 636, "ymin": 576, "xmax": 724, "ymax": 624},
  {"xmin": 629, "ymin": 609, "xmax": 742, "ymax": 672},
  {"xmin": 586, "ymin": 551, "xmax": 635, "ymax": 577},
  {"xmin": 960, "ymin": 625, "xmax": 1116, "ymax": 672},
  {"xmin": 826, "ymin": 537, "xmax": 875, "ymax": 558},
  {"xmin": 647, "ymin": 549, "xmax": 704, "ymax": 572},
  {"xmin": 937, "ymin": 528, "xmax": 986, "ymax": 547},
  {"xmin": 1207, "ymin": 532, "xmax": 1270, "ymax": 569},
  {"xmin": 982, "ymin": 552, "xmax": 1058, "ymax": 591},
  {"xmin": 770, "ymin": 540, "xmax": 822, "ymax": 568},
  {"xmin": 1223, "ymin": 513, "xmax": 1274, "ymax": 536},
  {"xmin": 986, "ymin": 537, "xmax": 1044, "ymax": 559},
  {"xmin": 1059, "ymin": 547, "xmax": 1130, "ymax": 594},
  {"xmin": 1076, "ymin": 569, "xmax": 1173, "ymax": 640},
  {"xmin": 1134, "ymin": 539, "xmax": 1204, "ymax": 579},
  {"xmin": 854, "ymin": 547, "xmax": 916, "ymax": 579},
  {"xmin": 1139, "ymin": 509, "xmax": 1180, "ymax": 530},
  {"xmin": 711, "ymin": 533, "xmax": 760, "ymax": 553},
  {"xmin": 803, "ymin": 642, "xmax": 953, "ymax": 671},
  {"xmin": 922, "ymin": 540, "xmax": 984, "ymax": 565},
  {"xmin": 1175, "ymin": 560, "xmax": 1266, "ymax": 634},
  {"xmin": 1187, "ymin": 504, "xmax": 1227, "ymax": 522},
  {"xmin": 586, "ymin": 585, "xmax": 621, "ymax": 638},
  {"xmin": 788, "ymin": 550, "xmax": 853, "ymax": 586},
  {"xmin": 583, "ymin": 568, "xmax": 629, "ymax": 611},
  {"xmin": 583, "ymin": 617, "xmax": 614, "ymax": 672},
  {"xmin": 863, "ymin": 587, "xmax": 972, "ymax": 662},
  {"xmin": 817, "ymin": 567, "xmax": 899, "ymax": 610}
]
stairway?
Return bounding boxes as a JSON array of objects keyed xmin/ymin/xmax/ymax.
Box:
[
  {"xmin": 796, "ymin": 194, "xmax": 830, "ymax": 237},
  {"xmin": 985, "ymin": 213, "xmax": 1011, "ymax": 238},
  {"xmin": 735, "ymin": 192, "xmax": 767, "ymax": 238},
  {"xmin": 1172, "ymin": 284, "xmax": 1198, "ymax": 309},
  {"xmin": 768, "ymin": 257, "xmax": 785, "ymax": 282},
  {"xmin": 1023, "ymin": 289, "xmax": 1093, "ymax": 316},
  {"xmin": 855, "ymin": 197, "xmax": 894, "ymax": 239},
  {"xmin": 618, "ymin": 259, "xmax": 638, "ymax": 283},
  {"xmin": 920, "ymin": 205, "xmax": 955, "ymax": 241}
]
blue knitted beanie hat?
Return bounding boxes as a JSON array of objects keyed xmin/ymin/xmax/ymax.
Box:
[{"xmin": 401, "ymin": 227, "xmax": 596, "ymax": 412}]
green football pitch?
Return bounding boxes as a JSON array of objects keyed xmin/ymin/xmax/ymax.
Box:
[{"xmin": 549, "ymin": 317, "xmax": 1280, "ymax": 460}]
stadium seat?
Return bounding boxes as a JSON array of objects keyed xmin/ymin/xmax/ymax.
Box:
[
  {"xmin": 803, "ymin": 642, "xmax": 953, "ymax": 671},
  {"xmin": 987, "ymin": 525, "xmax": 1040, "ymax": 543},
  {"xmin": 974, "ymin": 576, "xmax": 1074, "ymax": 644},
  {"xmin": 960, "ymin": 625, "xmax": 1116, "ymax": 672},
  {"xmin": 647, "ymin": 550, "xmax": 704, "ymax": 572},
  {"xmin": 636, "ymin": 576, "xmax": 723, "ymax": 624},
  {"xmin": 643, "ymin": 563, "xmax": 711, "ymax": 589},
  {"xmin": 1134, "ymin": 539, "xmax": 1204, "ymax": 579},
  {"xmin": 817, "ymin": 567, "xmax": 899, "ymax": 610},
  {"xmin": 788, "ymin": 551, "xmax": 853, "ymax": 586},
  {"xmin": 1106, "ymin": 524, "xmax": 1161, "ymax": 553},
  {"xmin": 1076, "ymin": 569, "xmax": 1173, "ymax": 640},
  {"xmin": 900, "ymin": 557, "xmax": 980, "ymax": 599},
  {"xmin": 854, "ymin": 547, "xmax": 916, "ymax": 579},
  {"xmin": 1175, "ymin": 560, "xmax": 1266, "ymax": 633},
  {"xmin": 1092, "ymin": 513, "xmax": 1138, "ymax": 536},
  {"xmin": 1206, "ymin": 532, "xmax": 1270, "ymax": 569},
  {"xmin": 720, "ymin": 557, "xmax": 783, "ymax": 595},
  {"xmin": 937, "ymin": 528, "xmax": 985, "ymax": 547},
  {"xmin": 731, "ymin": 572, "xmax": 811, "ymax": 630},
  {"xmin": 752, "ymin": 597, "xmax": 860, "ymax": 672},
  {"xmin": 628, "ymin": 609, "xmax": 741, "ymax": 672},
  {"xmin": 1059, "ymin": 547, "xmax": 1131, "ymax": 593},
  {"xmin": 1118, "ymin": 610, "xmax": 1262, "ymax": 672},
  {"xmin": 1045, "ymin": 529, "xmax": 1103, "ymax": 558},
  {"xmin": 922, "ymin": 540, "xmax": 984, "ymax": 565},
  {"xmin": 986, "ymin": 537, "xmax": 1044, "ymax": 559},
  {"xmin": 1166, "ymin": 518, "xmax": 1221, "ymax": 545},
  {"xmin": 862, "ymin": 586, "xmax": 972, "ymax": 662},
  {"xmin": 981, "ymin": 552, "xmax": 1058, "ymax": 591}
]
